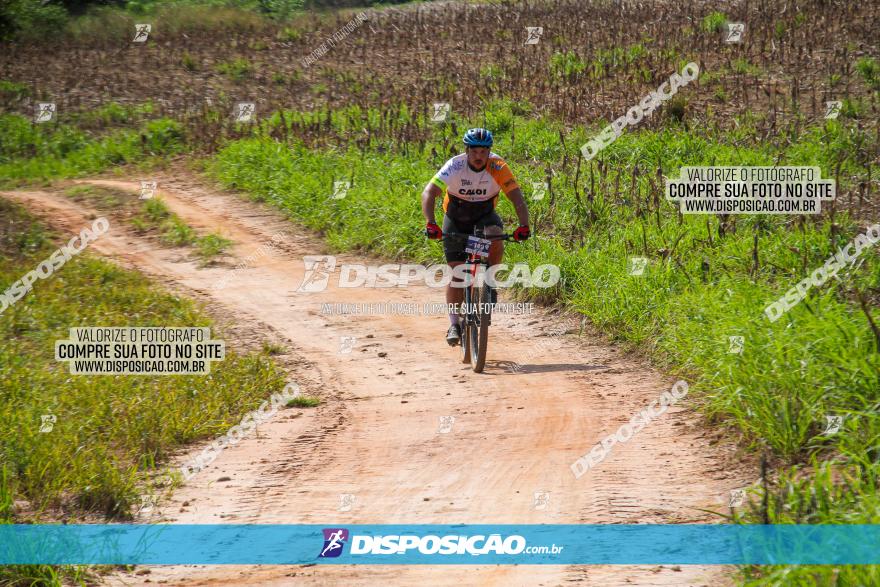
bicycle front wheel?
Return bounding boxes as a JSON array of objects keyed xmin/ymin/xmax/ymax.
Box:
[
  {"xmin": 460, "ymin": 283, "xmax": 472, "ymax": 364},
  {"xmin": 470, "ymin": 283, "xmax": 491, "ymax": 372}
]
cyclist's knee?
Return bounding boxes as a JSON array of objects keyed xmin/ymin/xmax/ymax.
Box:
[{"xmin": 484, "ymin": 225, "xmax": 503, "ymax": 237}]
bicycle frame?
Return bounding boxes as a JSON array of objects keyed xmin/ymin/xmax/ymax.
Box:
[{"xmin": 442, "ymin": 229, "xmax": 513, "ymax": 372}]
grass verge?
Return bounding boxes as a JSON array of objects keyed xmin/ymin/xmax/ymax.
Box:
[{"xmin": 0, "ymin": 197, "xmax": 289, "ymax": 582}]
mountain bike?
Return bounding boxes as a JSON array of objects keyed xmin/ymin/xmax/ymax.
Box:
[{"xmin": 443, "ymin": 229, "xmax": 515, "ymax": 373}]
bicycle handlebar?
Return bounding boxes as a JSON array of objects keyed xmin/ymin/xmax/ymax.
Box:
[{"xmin": 439, "ymin": 231, "xmax": 515, "ymax": 241}]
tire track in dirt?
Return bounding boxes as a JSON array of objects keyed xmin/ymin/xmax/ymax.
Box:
[{"xmin": 1, "ymin": 177, "xmax": 754, "ymax": 586}]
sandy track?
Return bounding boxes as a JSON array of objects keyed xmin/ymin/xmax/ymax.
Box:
[{"xmin": 1, "ymin": 177, "xmax": 753, "ymax": 586}]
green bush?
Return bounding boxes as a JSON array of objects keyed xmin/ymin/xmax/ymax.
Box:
[
  {"xmin": 855, "ymin": 57, "xmax": 880, "ymax": 91},
  {"xmin": 216, "ymin": 58, "xmax": 253, "ymax": 82},
  {"xmin": 0, "ymin": 0, "xmax": 69, "ymax": 42},
  {"xmin": 701, "ymin": 11, "xmax": 727, "ymax": 33},
  {"xmin": 549, "ymin": 50, "xmax": 586, "ymax": 81},
  {"xmin": 141, "ymin": 118, "xmax": 185, "ymax": 154}
]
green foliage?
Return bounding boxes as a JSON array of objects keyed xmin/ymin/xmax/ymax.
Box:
[
  {"xmin": 664, "ymin": 95, "xmax": 687, "ymax": 122},
  {"xmin": 141, "ymin": 118, "xmax": 185, "ymax": 154},
  {"xmin": 195, "ymin": 233, "xmax": 232, "ymax": 260},
  {"xmin": 143, "ymin": 196, "xmax": 170, "ymax": 222},
  {"xmin": 0, "ymin": 0, "xmax": 68, "ymax": 42},
  {"xmin": 287, "ymin": 395, "xmax": 320, "ymax": 407},
  {"xmin": 277, "ymin": 26, "xmax": 302, "ymax": 41},
  {"xmin": 773, "ymin": 21, "xmax": 786, "ymax": 39},
  {"xmin": 64, "ymin": 184, "xmax": 128, "ymax": 208},
  {"xmin": 732, "ymin": 58, "xmax": 762, "ymax": 76},
  {"xmin": 0, "ymin": 80, "xmax": 32, "ymax": 106},
  {"xmin": 181, "ymin": 51, "xmax": 199, "ymax": 71},
  {"xmin": 130, "ymin": 197, "xmax": 231, "ymax": 262},
  {"xmin": 479, "ymin": 64, "xmax": 505, "ymax": 82},
  {"xmin": 701, "ymin": 11, "xmax": 727, "ymax": 33},
  {"xmin": 216, "ymin": 58, "xmax": 252, "ymax": 82},
  {"xmin": 257, "ymin": 0, "xmax": 304, "ymax": 19},
  {"xmin": 855, "ymin": 57, "xmax": 880, "ymax": 91},
  {"xmin": 0, "ymin": 114, "xmax": 185, "ymax": 188},
  {"xmin": 593, "ymin": 44, "xmax": 647, "ymax": 72},
  {"xmin": 160, "ymin": 216, "xmax": 197, "ymax": 246},
  {"xmin": 549, "ymin": 50, "xmax": 586, "ymax": 81}
]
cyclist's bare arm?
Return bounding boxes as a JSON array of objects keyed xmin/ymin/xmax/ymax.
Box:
[
  {"xmin": 422, "ymin": 182, "xmax": 443, "ymax": 224},
  {"xmin": 504, "ymin": 187, "xmax": 530, "ymax": 227}
]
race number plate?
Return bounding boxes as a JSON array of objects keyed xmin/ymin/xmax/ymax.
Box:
[{"xmin": 465, "ymin": 236, "xmax": 492, "ymax": 258}]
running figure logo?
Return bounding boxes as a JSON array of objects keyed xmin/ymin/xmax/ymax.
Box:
[
  {"xmin": 133, "ymin": 24, "xmax": 151, "ymax": 42},
  {"xmin": 524, "ymin": 27, "xmax": 543, "ymax": 45},
  {"xmin": 297, "ymin": 255, "xmax": 337, "ymax": 292},
  {"xmin": 319, "ymin": 528, "xmax": 349, "ymax": 558},
  {"xmin": 725, "ymin": 23, "xmax": 744, "ymax": 43}
]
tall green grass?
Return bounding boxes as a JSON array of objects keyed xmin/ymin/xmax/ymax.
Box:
[{"xmin": 0, "ymin": 113, "xmax": 185, "ymax": 188}]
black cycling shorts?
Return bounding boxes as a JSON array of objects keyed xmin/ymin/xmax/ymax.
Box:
[{"xmin": 442, "ymin": 211, "xmax": 504, "ymax": 263}]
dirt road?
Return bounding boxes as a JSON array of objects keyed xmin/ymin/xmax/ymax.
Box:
[{"xmin": 1, "ymin": 176, "xmax": 753, "ymax": 586}]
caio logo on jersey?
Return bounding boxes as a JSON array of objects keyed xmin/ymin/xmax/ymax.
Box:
[
  {"xmin": 319, "ymin": 528, "xmax": 349, "ymax": 558},
  {"xmin": 459, "ymin": 188, "xmax": 487, "ymax": 196}
]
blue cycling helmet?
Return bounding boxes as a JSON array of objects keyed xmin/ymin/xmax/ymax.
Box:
[{"xmin": 463, "ymin": 127, "xmax": 493, "ymax": 148}]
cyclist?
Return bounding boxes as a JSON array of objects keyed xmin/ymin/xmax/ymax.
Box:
[{"xmin": 421, "ymin": 127, "xmax": 531, "ymax": 346}]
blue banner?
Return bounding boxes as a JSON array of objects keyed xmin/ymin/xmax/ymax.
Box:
[{"xmin": 1, "ymin": 524, "xmax": 877, "ymax": 565}]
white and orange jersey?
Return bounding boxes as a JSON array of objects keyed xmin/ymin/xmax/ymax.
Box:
[{"xmin": 430, "ymin": 153, "xmax": 520, "ymax": 215}]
